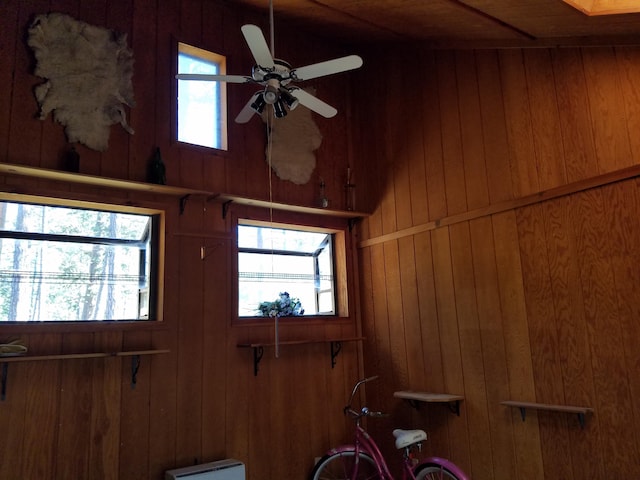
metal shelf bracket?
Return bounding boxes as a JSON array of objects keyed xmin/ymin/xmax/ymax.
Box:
[
  {"xmin": 1, "ymin": 363, "xmax": 7, "ymax": 401},
  {"xmin": 131, "ymin": 355, "xmax": 141, "ymax": 388},
  {"xmin": 252, "ymin": 346, "xmax": 264, "ymax": 376},
  {"xmin": 330, "ymin": 341, "xmax": 342, "ymax": 368}
]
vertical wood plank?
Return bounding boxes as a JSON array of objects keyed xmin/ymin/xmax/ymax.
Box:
[
  {"xmin": 20, "ymin": 334, "xmax": 61, "ymax": 479},
  {"xmin": 55, "ymin": 333, "xmax": 94, "ymax": 480},
  {"xmin": 0, "ymin": 0, "xmax": 19, "ymax": 162},
  {"xmin": 543, "ymin": 196, "xmax": 603, "ymax": 479},
  {"xmin": 615, "ymin": 46, "xmax": 640, "ymax": 162},
  {"xmin": 605, "ymin": 182, "xmax": 640, "ymax": 478},
  {"xmin": 118, "ymin": 330, "xmax": 152, "ymax": 480},
  {"xmin": 387, "ymin": 51, "xmax": 412, "ymax": 231},
  {"xmin": 516, "ymin": 204, "xmax": 574, "ymax": 478},
  {"xmin": 499, "ymin": 49, "xmax": 538, "ymax": 197},
  {"xmin": 88, "ymin": 331, "xmax": 123, "ymax": 480},
  {"xmin": 369, "ymin": 243, "xmax": 394, "ymax": 415},
  {"xmin": 128, "ymin": 0, "xmax": 157, "ymax": 182},
  {"xmin": 437, "ymin": 51, "xmax": 467, "ymax": 216},
  {"xmin": 0, "ymin": 356, "xmax": 28, "ymax": 479},
  {"xmin": 384, "ymin": 240, "xmax": 410, "ymax": 391},
  {"xmin": 101, "ymin": 0, "xmax": 133, "ymax": 181},
  {"xmin": 523, "ymin": 49, "xmax": 567, "ymax": 191},
  {"xmin": 475, "ymin": 50, "xmax": 513, "ymax": 204},
  {"xmin": 398, "ymin": 236, "xmax": 427, "ymax": 390},
  {"xmin": 571, "ymin": 188, "xmax": 640, "ymax": 475},
  {"xmin": 175, "ymin": 234, "xmax": 204, "ymax": 466},
  {"xmin": 414, "ymin": 232, "xmax": 444, "ymax": 393},
  {"xmin": 456, "ymin": 51, "xmax": 489, "ymax": 210},
  {"xmin": 449, "ymin": 222, "xmax": 492, "ymax": 479},
  {"xmin": 149, "ymin": 327, "xmax": 179, "ymax": 477},
  {"xmin": 582, "ymin": 47, "xmax": 633, "ymax": 173},
  {"xmin": 551, "ymin": 49, "xmax": 599, "ymax": 183},
  {"xmin": 359, "ymin": 247, "xmax": 381, "ymax": 382},
  {"xmin": 7, "ymin": 0, "xmax": 47, "ymax": 168},
  {"xmin": 469, "ymin": 217, "xmax": 516, "ymax": 479},
  {"xmin": 201, "ymin": 237, "xmax": 229, "ymax": 462},
  {"xmin": 430, "ymin": 227, "xmax": 471, "ymax": 472},
  {"xmin": 492, "ymin": 210, "xmax": 544, "ymax": 480},
  {"xmin": 421, "ymin": 49, "xmax": 447, "ymax": 221}
]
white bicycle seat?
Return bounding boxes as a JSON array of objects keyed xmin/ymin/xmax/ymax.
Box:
[{"xmin": 392, "ymin": 429, "xmax": 427, "ymax": 449}]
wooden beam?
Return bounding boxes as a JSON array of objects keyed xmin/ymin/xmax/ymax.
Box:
[{"xmin": 359, "ymin": 163, "xmax": 640, "ymax": 248}]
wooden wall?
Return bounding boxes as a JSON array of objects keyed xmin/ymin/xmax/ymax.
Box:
[
  {"xmin": 0, "ymin": 1, "xmax": 364, "ymax": 479},
  {"xmin": 352, "ymin": 46, "xmax": 640, "ymax": 478},
  {"xmin": 4, "ymin": 0, "xmax": 640, "ymax": 479}
]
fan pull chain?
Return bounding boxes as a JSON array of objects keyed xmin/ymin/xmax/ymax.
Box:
[
  {"xmin": 265, "ymin": 108, "xmax": 279, "ymax": 358},
  {"xmin": 269, "ymin": 0, "xmax": 275, "ymax": 57}
]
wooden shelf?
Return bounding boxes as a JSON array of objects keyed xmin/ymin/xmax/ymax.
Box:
[
  {"xmin": 0, "ymin": 163, "xmax": 213, "ymax": 197},
  {"xmin": 501, "ymin": 400, "xmax": 593, "ymax": 428},
  {"xmin": 394, "ymin": 390, "xmax": 464, "ymax": 415},
  {"xmin": 217, "ymin": 193, "xmax": 368, "ymax": 219},
  {"xmin": 0, "ymin": 349, "xmax": 170, "ymax": 363},
  {"xmin": 0, "ymin": 163, "xmax": 369, "ymax": 219},
  {"xmin": 237, "ymin": 337, "xmax": 364, "ymax": 376},
  {"xmin": 0, "ymin": 349, "xmax": 170, "ymax": 401}
]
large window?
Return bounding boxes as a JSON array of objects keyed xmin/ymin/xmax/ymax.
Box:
[
  {"xmin": 0, "ymin": 194, "xmax": 164, "ymax": 322},
  {"xmin": 237, "ymin": 221, "xmax": 338, "ymax": 318},
  {"xmin": 177, "ymin": 42, "xmax": 228, "ymax": 150}
]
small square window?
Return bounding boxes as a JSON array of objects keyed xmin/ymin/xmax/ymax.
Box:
[
  {"xmin": 237, "ymin": 221, "xmax": 338, "ymax": 318},
  {"xmin": 177, "ymin": 42, "xmax": 228, "ymax": 150}
]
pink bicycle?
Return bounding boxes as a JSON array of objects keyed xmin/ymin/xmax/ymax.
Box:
[{"xmin": 310, "ymin": 376, "xmax": 469, "ymax": 480}]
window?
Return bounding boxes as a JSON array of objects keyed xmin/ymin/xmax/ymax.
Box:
[
  {"xmin": 237, "ymin": 220, "xmax": 339, "ymax": 318},
  {"xmin": 0, "ymin": 194, "xmax": 164, "ymax": 322},
  {"xmin": 177, "ymin": 42, "xmax": 228, "ymax": 150}
]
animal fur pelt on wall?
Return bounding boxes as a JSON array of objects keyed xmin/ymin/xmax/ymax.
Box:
[
  {"xmin": 262, "ymin": 92, "xmax": 322, "ymax": 185},
  {"xmin": 28, "ymin": 13, "xmax": 135, "ymax": 152}
]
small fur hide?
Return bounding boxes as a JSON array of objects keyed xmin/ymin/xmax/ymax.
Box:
[
  {"xmin": 28, "ymin": 13, "xmax": 135, "ymax": 152},
  {"xmin": 262, "ymin": 93, "xmax": 322, "ymax": 185}
]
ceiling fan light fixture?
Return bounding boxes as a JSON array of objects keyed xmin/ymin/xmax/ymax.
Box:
[
  {"xmin": 273, "ymin": 99, "xmax": 287, "ymax": 118},
  {"xmin": 280, "ymin": 89, "xmax": 299, "ymax": 110},
  {"xmin": 264, "ymin": 80, "xmax": 279, "ymax": 104},
  {"xmin": 250, "ymin": 92, "xmax": 267, "ymax": 113}
]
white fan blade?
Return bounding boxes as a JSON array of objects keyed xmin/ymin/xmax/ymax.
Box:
[
  {"xmin": 289, "ymin": 88, "xmax": 337, "ymax": 118},
  {"xmin": 176, "ymin": 73, "xmax": 252, "ymax": 83},
  {"xmin": 235, "ymin": 92, "xmax": 261, "ymax": 123},
  {"xmin": 241, "ymin": 24, "xmax": 275, "ymax": 69},
  {"xmin": 292, "ymin": 55, "xmax": 363, "ymax": 81}
]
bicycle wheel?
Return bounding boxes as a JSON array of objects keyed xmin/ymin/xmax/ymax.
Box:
[
  {"xmin": 414, "ymin": 462, "xmax": 462, "ymax": 480},
  {"xmin": 310, "ymin": 451, "xmax": 379, "ymax": 480}
]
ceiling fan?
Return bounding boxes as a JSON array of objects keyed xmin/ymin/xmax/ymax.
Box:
[{"xmin": 175, "ymin": 2, "xmax": 363, "ymax": 123}]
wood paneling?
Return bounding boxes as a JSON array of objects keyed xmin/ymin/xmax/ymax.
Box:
[
  {"xmin": 356, "ymin": 42, "xmax": 640, "ymax": 479},
  {"xmin": 0, "ymin": 2, "xmax": 362, "ymax": 480},
  {"xmin": 4, "ymin": 1, "xmax": 640, "ymax": 478}
]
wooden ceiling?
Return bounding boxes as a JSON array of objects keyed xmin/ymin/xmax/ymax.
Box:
[{"xmin": 224, "ymin": 0, "xmax": 640, "ymax": 47}]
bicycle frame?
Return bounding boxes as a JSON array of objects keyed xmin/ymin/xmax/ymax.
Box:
[
  {"xmin": 326, "ymin": 423, "xmax": 465, "ymax": 480},
  {"xmin": 321, "ymin": 376, "xmax": 470, "ymax": 480}
]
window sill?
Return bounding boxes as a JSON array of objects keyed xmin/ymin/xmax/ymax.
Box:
[{"xmin": 233, "ymin": 315, "xmax": 353, "ymax": 328}]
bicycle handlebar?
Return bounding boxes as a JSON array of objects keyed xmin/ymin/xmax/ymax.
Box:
[
  {"xmin": 346, "ymin": 375, "xmax": 378, "ymax": 406},
  {"xmin": 344, "ymin": 376, "xmax": 387, "ymax": 420}
]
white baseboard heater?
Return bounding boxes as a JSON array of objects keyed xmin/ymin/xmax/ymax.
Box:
[{"xmin": 165, "ymin": 459, "xmax": 245, "ymax": 480}]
